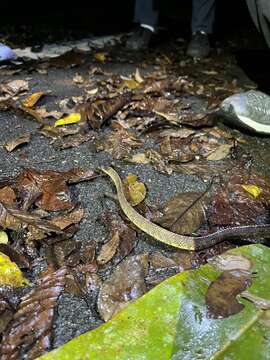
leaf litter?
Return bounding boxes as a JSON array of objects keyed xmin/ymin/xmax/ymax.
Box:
[{"xmin": 0, "ymin": 34, "xmax": 270, "ymax": 359}]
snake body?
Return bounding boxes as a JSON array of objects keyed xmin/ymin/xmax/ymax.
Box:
[{"xmin": 101, "ymin": 167, "xmax": 270, "ymax": 251}]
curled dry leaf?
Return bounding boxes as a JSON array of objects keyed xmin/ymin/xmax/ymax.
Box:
[
  {"xmin": 0, "ymin": 266, "xmax": 67, "ymax": 360},
  {"xmin": 21, "ymin": 92, "xmax": 44, "ymax": 108},
  {"xmin": 0, "ymin": 80, "xmax": 28, "ymax": 96},
  {"xmin": 77, "ymin": 93, "xmax": 131, "ymax": 130},
  {"xmin": 124, "ymin": 173, "xmax": 146, "ymax": 206},
  {"xmin": 97, "ymin": 254, "xmax": 149, "ymax": 321},
  {"xmin": 4, "ymin": 133, "xmax": 31, "ymax": 152},
  {"xmin": 99, "ymin": 211, "xmax": 137, "ymax": 265},
  {"xmin": 97, "ymin": 231, "xmax": 120, "ymax": 265},
  {"xmin": 155, "ymin": 192, "xmax": 207, "ymax": 234}
]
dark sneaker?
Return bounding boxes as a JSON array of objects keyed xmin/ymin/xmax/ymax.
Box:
[
  {"xmin": 126, "ymin": 26, "xmax": 154, "ymax": 51},
  {"xmin": 186, "ymin": 31, "xmax": 211, "ymax": 58},
  {"xmin": 219, "ymin": 90, "xmax": 270, "ymax": 134}
]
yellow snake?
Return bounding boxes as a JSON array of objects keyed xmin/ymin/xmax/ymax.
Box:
[{"xmin": 100, "ymin": 166, "xmax": 270, "ymax": 251}]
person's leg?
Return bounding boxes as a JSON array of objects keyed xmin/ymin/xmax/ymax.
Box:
[
  {"xmin": 134, "ymin": 0, "xmax": 159, "ymax": 28},
  {"xmin": 126, "ymin": 0, "xmax": 159, "ymax": 50},
  {"xmin": 187, "ymin": 0, "xmax": 216, "ymax": 58},
  {"xmin": 191, "ymin": 0, "xmax": 216, "ymax": 34},
  {"xmin": 246, "ymin": 0, "xmax": 270, "ymax": 47}
]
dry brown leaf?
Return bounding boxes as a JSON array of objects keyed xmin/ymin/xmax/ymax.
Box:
[
  {"xmin": 206, "ymin": 144, "xmax": 233, "ymax": 161},
  {"xmin": 0, "ymin": 266, "xmax": 67, "ymax": 360},
  {"xmin": 96, "ymin": 129, "xmax": 143, "ymax": 159},
  {"xmin": 97, "ymin": 254, "xmax": 149, "ymax": 321},
  {"xmin": 0, "ymin": 187, "xmax": 16, "ymax": 207},
  {"xmin": 4, "ymin": 133, "xmax": 31, "ymax": 152},
  {"xmin": 97, "ymin": 231, "xmax": 120, "ymax": 265},
  {"xmin": 21, "ymin": 92, "xmax": 44, "ymax": 108},
  {"xmin": 1, "ymin": 80, "xmax": 28, "ymax": 96},
  {"xmin": 155, "ymin": 192, "xmax": 207, "ymax": 234}
]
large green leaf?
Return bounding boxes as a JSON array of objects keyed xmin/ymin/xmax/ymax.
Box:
[{"xmin": 39, "ymin": 245, "xmax": 270, "ymax": 360}]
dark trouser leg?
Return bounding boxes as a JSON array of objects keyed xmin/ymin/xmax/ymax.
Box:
[
  {"xmin": 134, "ymin": 0, "xmax": 159, "ymax": 27},
  {"xmin": 246, "ymin": 0, "xmax": 270, "ymax": 47},
  {"xmin": 191, "ymin": 0, "xmax": 216, "ymax": 34}
]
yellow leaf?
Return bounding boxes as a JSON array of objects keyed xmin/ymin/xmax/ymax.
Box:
[
  {"xmin": 124, "ymin": 173, "xmax": 146, "ymax": 206},
  {"xmin": 54, "ymin": 113, "xmax": 81, "ymax": 127},
  {"xmin": 121, "ymin": 79, "xmax": 140, "ymax": 90},
  {"xmin": 241, "ymin": 184, "xmax": 262, "ymax": 198},
  {"xmin": 22, "ymin": 92, "xmax": 44, "ymax": 108},
  {"xmin": 0, "ymin": 252, "xmax": 29, "ymax": 287},
  {"xmin": 0, "ymin": 231, "xmax": 8, "ymax": 244},
  {"xmin": 94, "ymin": 52, "xmax": 106, "ymax": 63}
]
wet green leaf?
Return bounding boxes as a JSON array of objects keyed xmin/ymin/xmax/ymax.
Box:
[{"xmin": 39, "ymin": 245, "xmax": 270, "ymax": 360}]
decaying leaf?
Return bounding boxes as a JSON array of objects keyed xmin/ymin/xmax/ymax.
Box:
[
  {"xmin": 0, "ymin": 252, "xmax": 29, "ymax": 287},
  {"xmin": 124, "ymin": 173, "xmax": 146, "ymax": 206},
  {"xmin": 22, "ymin": 92, "xmax": 44, "ymax": 108},
  {"xmin": 99, "ymin": 211, "xmax": 137, "ymax": 264},
  {"xmin": 205, "ymin": 269, "xmax": 252, "ymax": 318},
  {"xmin": 0, "ymin": 266, "xmax": 67, "ymax": 360},
  {"xmin": 0, "ymin": 80, "xmax": 29, "ymax": 96},
  {"xmin": 96, "ymin": 129, "xmax": 143, "ymax": 159},
  {"xmin": 52, "ymin": 131, "xmax": 96, "ymax": 150},
  {"xmin": 127, "ymin": 153, "xmax": 150, "ymax": 165},
  {"xmin": 4, "ymin": 133, "xmax": 31, "ymax": 152},
  {"xmin": 155, "ymin": 192, "xmax": 207, "ymax": 234},
  {"xmin": 206, "ymin": 143, "xmax": 232, "ymax": 161},
  {"xmin": 97, "ymin": 254, "xmax": 149, "ymax": 321},
  {"xmin": 77, "ymin": 93, "xmax": 131, "ymax": 130},
  {"xmin": 0, "ymin": 187, "xmax": 16, "ymax": 207},
  {"xmin": 97, "ymin": 231, "xmax": 120, "ymax": 265}
]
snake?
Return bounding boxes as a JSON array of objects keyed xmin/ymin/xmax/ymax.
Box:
[{"xmin": 100, "ymin": 166, "xmax": 270, "ymax": 251}]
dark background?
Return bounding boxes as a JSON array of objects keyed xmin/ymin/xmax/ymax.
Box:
[
  {"xmin": 0, "ymin": 0, "xmax": 261, "ymax": 42},
  {"xmin": 1, "ymin": 0, "xmax": 269, "ymax": 91}
]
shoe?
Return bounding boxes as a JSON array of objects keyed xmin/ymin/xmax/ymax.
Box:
[
  {"xmin": 219, "ymin": 90, "xmax": 270, "ymax": 134},
  {"xmin": 0, "ymin": 43, "xmax": 16, "ymax": 62},
  {"xmin": 186, "ymin": 31, "xmax": 211, "ymax": 58},
  {"xmin": 126, "ymin": 26, "xmax": 154, "ymax": 51}
]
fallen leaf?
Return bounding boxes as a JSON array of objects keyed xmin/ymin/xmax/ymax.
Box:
[
  {"xmin": 21, "ymin": 92, "xmax": 44, "ymax": 108},
  {"xmin": 73, "ymin": 73, "xmax": 84, "ymax": 84},
  {"xmin": 205, "ymin": 269, "xmax": 252, "ymax": 318},
  {"xmin": 206, "ymin": 144, "xmax": 232, "ymax": 161},
  {"xmin": 0, "ymin": 231, "xmax": 8, "ymax": 244},
  {"xmin": 97, "ymin": 254, "xmax": 149, "ymax": 321},
  {"xmin": 53, "ymin": 131, "xmax": 96, "ymax": 150},
  {"xmin": 134, "ymin": 68, "xmax": 144, "ymax": 84},
  {"xmin": 0, "ymin": 252, "xmax": 29, "ymax": 287},
  {"xmin": 241, "ymin": 184, "xmax": 262, "ymax": 198},
  {"xmin": 97, "ymin": 231, "xmax": 120, "ymax": 265},
  {"xmin": 0, "ymin": 187, "xmax": 16, "ymax": 207},
  {"xmin": 0, "ymin": 266, "xmax": 67, "ymax": 359},
  {"xmin": 127, "ymin": 153, "xmax": 150, "ymax": 164},
  {"xmin": 54, "ymin": 113, "xmax": 81, "ymax": 127},
  {"xmin": 155, "ymin": 192, "xmax": 207, "ymax": 234},
  {"xmin": 96, "ymin": 129, "xmax": 143, "ymax": 159},
  {"xmin": 124, "ymin": 173, "xmax": 146, "ymax": 206},
  {"xmin": 1, "ymin": 80, "xmax": 28, "ymax": 96},
  {"xmin": 4, "ymin": 133, "xmax": 31, "ymax": 152},
  {"xmin": 94, "ymin": 52, "xmax": 106, "ymax": 63}
]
